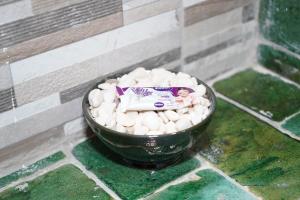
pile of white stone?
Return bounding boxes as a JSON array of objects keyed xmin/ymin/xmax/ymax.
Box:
[{"xmin": 88, "ymin": 68, "xmax": 211, "ymax": 135}]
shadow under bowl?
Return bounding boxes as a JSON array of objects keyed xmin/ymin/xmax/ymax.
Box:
[{"xmin": 82, "ymin": 72, "xmax": 216, "ymax": 166}]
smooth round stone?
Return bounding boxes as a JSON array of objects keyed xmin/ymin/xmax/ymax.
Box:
[
  {"xmin": 165, "ymin": 121, "xmax": 177, "ymax": 133},
  {"xmin": 194, "ymin": 84, "xmax": 206, "ymax": 96},
  {"xmin": 94, "ymin": 116, "xmax": 106, "ymax": 126},
  {"xmin": 118, "ymin": 75, "xmax": 136, "ymax": 87},
  {"xmin": 158, "ymin": 111, "xmax": 169, "ymax": 123},
  {"xmin": 176, "ymin": 107, "xmax": 189, "ymax": 114},
  {"xmin": 116, "ymin": 124, "xmax": 127, "ymax": 133},
  {"xmin": 199, "ymin": 97, "xmax": 211, "ymax": 107},
  {"xmin": 106, "ymin": 113, "xmax": 116, "ymax": 128},
  {"xmin": 180, "ymin": 114, "xmax": 191, "ymax": 121},
  {"xmin": 88, "ymin": 89, "xmax": 103, "ymax": 108},
  {"xmin": 130, "ymin": 67, "xmax": 149, "ymax": 81},
  {"xmin": 175, "ymin": 118, "xmax": 192, "ymax": 131},
  {"xmin": 116, "ymin": 112, "xmax": 135, "ymax": 127},
  {"xmin": 98, "ymin": 82, "xmax": 115, "ymax": 90},
  {"xmin": 159, "ymin": 122, "xmax": 166, "ymax": 134},
  {"xmin": 103, "ymin": 89, "xmax": 116, "ymax": 103},
  {"xmin": 135, "ymin": 79, "xmax": 154, "ymax": 87},
  {"xmin": 127, "ymin": 126, "xmax": 135, "ymax": 134},
  {"xmin": 190, "ymin": 111, "xmax": 202, "ymax": 125},
  {"xmin": 165, "ymin": 110, "xmax": 180, "ymax": 121},
  {"xmin": 134, "ymin": 124, "xmax": 149, "ymax": 135},
  {"xmin": 177, "ymin": 72, "xmax": 191, "ymax": 79},
  {"xmin": 142, "ymin": 111, "xmax": 160, "ymax": 131}
]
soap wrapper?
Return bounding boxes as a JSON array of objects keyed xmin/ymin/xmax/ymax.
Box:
[{"xmin": 116, "ymin": 86, "xmax": 196, "ymax": 112}]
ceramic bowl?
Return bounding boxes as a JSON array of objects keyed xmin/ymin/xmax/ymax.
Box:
[{"xmin": 82, "ymin": 70, "xmax": 216, "ymax": 166}]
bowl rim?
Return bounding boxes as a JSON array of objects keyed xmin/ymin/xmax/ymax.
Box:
[{"xmin": 82, "ymin": 71, "xmax": 216, "ymax": 138}]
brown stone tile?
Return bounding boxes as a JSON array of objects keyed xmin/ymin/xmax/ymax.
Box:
[
  {"xmin": 0, "ymin": 12, "xmax": 123, "ymax": 63},
  {"xmin": 184, "ymin": 0, "xmax": 252, "ymax": 26},
  {"xmin": 31, "ymin": 0, "xmax": 86, "ymax": 15}
]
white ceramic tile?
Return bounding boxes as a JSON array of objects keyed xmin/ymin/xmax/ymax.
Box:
[
  {"xmin": 14, "ymin": 93, "xmax": 61, "ymax": 121},
  {"xmin": 183, "ymin": 0, "xmax": 206, "ymax": 8},
  {"xmin": 123, "ymin": 0, "xmax": 158, "ymax": 10},
  {"xmin": 184, "ymin": 8, "xmax": 242, "ymax": 43},
  {"xmin": 0, "ymin": 0, "xmax": 32, "ymax": 26},
  {"xmin": 14, "ymin": 29, "xmax": 180, "ymax": 105},
  {"xmin": 0, "ymin": 97, "xmax": 82, "ymax": 149},
  {"xmin": 11, "ymin": 11, "xmax": 178, "ymax": 85}
]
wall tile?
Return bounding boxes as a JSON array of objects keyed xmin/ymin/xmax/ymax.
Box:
[
  {"xmin": 0, "ymin": 0, "xmax": 32, "ymax": 26},
  {"xmin": 0, "ymin": 87, "xmax": 16, "ymax": 114},
  {"xmin": 0, "ymin": 63, "xmax": 13, "ymax": 90},
  {"xmin": 60, "ymin": 48, "xmax": 181, "ymax": 103},
  {"xmin": 0, "ymin": 0, "xmax": 20, "ymax": 6},
  {"xmin": 184, "ymin": 0, "xmax": 251, "ymax": 26},
  {"xmin": 259, "ymin": 0, "xmax": 300, "ymax": 55},
  {"xmin": 63, "ymin": 117, "xmax": 87, "ymax": 136},
  {"xmin": 14, "ymin": 29, "xmax": 180, "ymax": 106},
  {"xmin": 0, "ymin": 97, "xmax": 82, "ymax": 149},
  {"xmin": 10, "ymin": 11, "xmax": 177, "ymax": 85},
  {"xmin": 258, "ymin": 44, "xmax": 300, "ymax": 84},
  {"xmin": 123, "ymin": 0, "xmax": 180, "ymax": 25},
  {"xmin": 242, "ymin": 2, "xmax": 255, "ymax": 23},
  {"xmin": 0, "ymin": 0, "xmax": 123, "ymax": 62},
  {"xmin": 1, "ymin": 12, "xmax": 123, "ymax": 63},
  {"xmin": 184, "ymin": 8, "xmax": 242, "ymax": 45},
  {"xmin": 31, "ymin": 0, "xmax": 86, "ymax": 15}
]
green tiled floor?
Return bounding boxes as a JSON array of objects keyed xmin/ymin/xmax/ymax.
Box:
[
  {"xmin": 214, "ymin": 69, "xmax": 300, "ymax": 121},
  {"xmin": 0, "ymin": 165, "xmax": 112, "ymax": 200},
  {"xmin": 197, "ymin": 98, "xmax": 300, "ymax": 200},
  {"xmin": 282, "ymin": 113, "xmax": 300, "ymax": 136},
  {"xmin": 258, "ymin": 45, "xmax": 300, "ymax": 84},
  {"xmin": 72, "ymin": 138, "xmax": 200, "ymax": 200},
  {"xmin": 0, "ymin": 151, "xmax": 65, "ymax": 188},
  {"xmin": 148, "ymin": 169, "xmax": 255, "ymax": 200}
]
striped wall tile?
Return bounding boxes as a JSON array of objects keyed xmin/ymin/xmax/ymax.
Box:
[
  {"xmin": 0, "ymin": 0, "xmax": 123, "ymax": 62},
  {"xmin": 31, "ymin": 0, "xmax": 86, "ymax": 15},
  {"xmin": 59, "ymin": 47, "xmax": 181, "ymax": 103},
  {"xmin": 0, "ymin": 97, "xmax": 82, "ymax": 149},
  {"xmin": 123, "ymin": 0, "xmax": 180, "ymax": 25},
  {"xmin": 10, "ymin": 11, "xmax": 177, "ymax": 85},
  {"xmin": 14, "ymin": 29, "xmax": 180, "ymax": 106},
  {"xmin": 185, "ymin": 32, "xmax": 253, "ymax": 64},
  {"xmin": 0, "ymin": 87, "xmax": 16, "ymax": 113},
  {"xmin": 0, "ymin": 63, "xmax": 13, "ymax": 90},
  {"xmin": 183, "ymin": 8, "xmax": 243, "ymax": 46},
  {"xmin": 184, "ymin": 0, "xmax": 252, "ymax": 26}
]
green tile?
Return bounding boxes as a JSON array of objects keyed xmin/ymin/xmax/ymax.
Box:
[
  {"xmin": 196, "ymin": 98, "xmax": 300, "ymax": 200},
  {"xmin": 0, "ymin": 151, "xmax": 65, "ymax": 188},
  {"xmin": 282, "ymin": 113, "xmax": 300, "ymax": 136},
  {"xmin": 72, "ymin": 138, "xmax": 200, "ymax": 200},
  {"xmin": 259, "ymin": 0, "xmax": 300, "ymax": 55},
  {"xmin": 258, "ymin": 44, "xmax": 300, "ymax": 84},
  {"xmin": 0, "ymin": 164, "xmax": 112, "ymax": 200},
  {"xmin": 214, "ymin": 69, "xmax": 300, "ymax": 121},
  {"xmin": 148, "ymin": 169, "xmax": 255, "ymax": 200}
]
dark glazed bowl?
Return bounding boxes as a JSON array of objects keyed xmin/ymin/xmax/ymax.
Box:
[{"xmin": 82, "ymin": 71, "xmax": 216, "ymax": 166}]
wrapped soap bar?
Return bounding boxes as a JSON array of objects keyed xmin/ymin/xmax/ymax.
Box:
[{"xmin": 116, "ymin": 86, "xmax": 196, "ymax": 112}]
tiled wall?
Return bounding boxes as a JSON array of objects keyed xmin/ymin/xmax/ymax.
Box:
[
  {"xmin": 0, "ymin": 0, "xmax": 258, "ymax": 150},
  {"xmin": 258, "ymin": 0, "xmax": 300, "ymax": 84}
]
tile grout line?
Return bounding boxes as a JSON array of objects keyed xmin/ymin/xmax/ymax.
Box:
[
  {"xmin": 195, "ymin": 155, "xmax": 263, "ymax": 200},
  {"xmin": 206, "ymin": 64, "xmax": 300, "ymax": 140},
  {"xmin": 61, "ymin": 145, "xmax": 123, "ymax": 200},
  {"xmin": 140, "ymin": 163, "xmax": 209, "ymax": 200},
  {"xmin": 216, "ymin": 92, "xmax": 300, "ymax": 141},
  {"xmin": 0, "ymin": 158, "xmax": 70, "ymax": 193}
]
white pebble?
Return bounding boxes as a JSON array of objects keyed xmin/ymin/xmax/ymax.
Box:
[
  {"xmin": 94, "ymin": 117, "xmax": 106, "ymax": 126},
  {"xmin": 194, "ymin": 84, "xmax": 206, "ymax": 96},
  {"xmin": 134, "ymin": 124, "xmax": 149, "ymax": 135},
  {"xmin": 165, "ymin": 121, "xmax": 177, "ymax": 133},
  {"xmin": 98, "ymin": 82, "xmax": 115, "ymax": 90},
  {"xmin": 190, "ymin": 112, "xmax": 202, "ymax": 125},
  {"xmin": 176, "ymin": 107, "xmax": 189, "ymax": 114},
  {"xmin": 165, "ymin": 110, "xmax": 180, "ymax": 121},
  {"xmin": 116, "ymin": 124, "xmax": 127, "ymax": 133},
  {"xmin": 103, "ymin": 89, "xmax": 116, "ymax": 103},
  {"xmin": 148, "ymin": 131, "xmax": 163, "ymax": 135},
  {"xmin": 88, "ymin": 89, "xmax": 103, "ymax": 108},
  {"xmin": 158, "ymin": 111, "xmax": 169, "ymax": 123},
  {"xmin": 175, "ymin": 118, "xmax": 192, "ymax": 131},
  {"xmin": 116, "ymin": 112, "xmax": 135, "ymax": 127},
  {"xmin": 129, "ymin": 67, "xmax": 149, "ymax": 81},
  {"xmin": 142, "ymin": 111, "xmax": 160, "ymax": 131}
]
